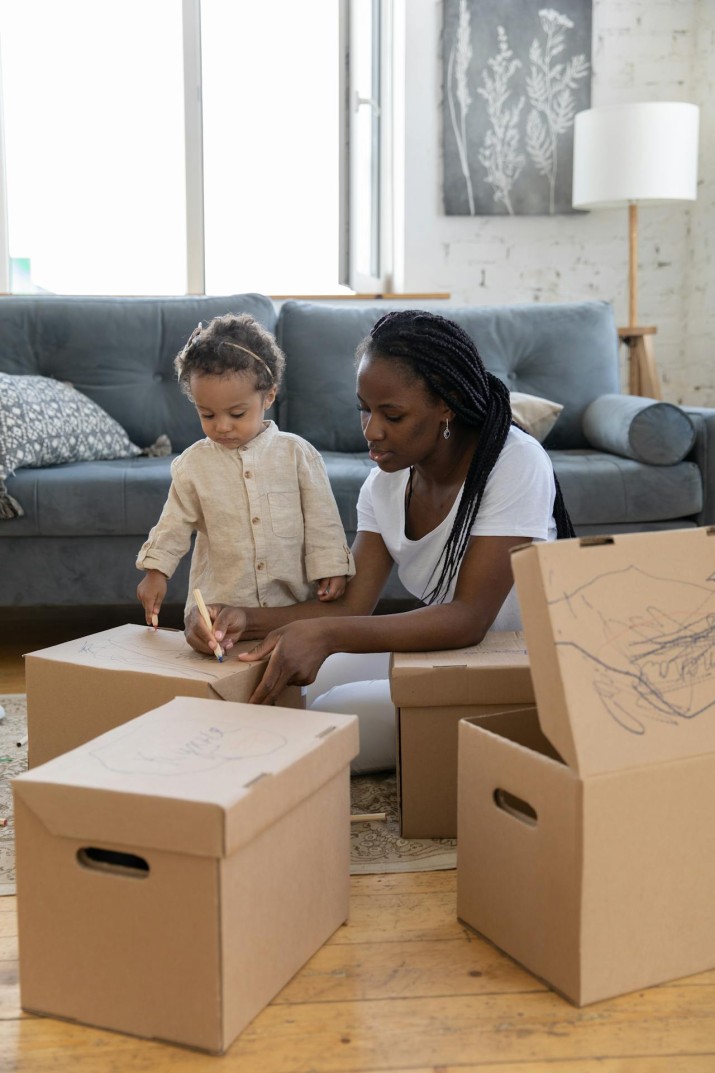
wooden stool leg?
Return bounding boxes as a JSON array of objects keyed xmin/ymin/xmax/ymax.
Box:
[
  {"xmin": 628, "ymin": 336, "xmax": 661, "ymax": 399},
  {"xmin": 619, "ymin": 328, "xmax": 661, "ymax": 400}
]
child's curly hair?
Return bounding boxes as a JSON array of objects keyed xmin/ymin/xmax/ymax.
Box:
[{"xmin": 174, "ymin": 313, "xmax": 285, "ymax": 397}]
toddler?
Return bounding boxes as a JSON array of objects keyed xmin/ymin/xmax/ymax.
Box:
[{"xmin": 136, "ymin": 313, "xmax": 355, "ymax": 625}]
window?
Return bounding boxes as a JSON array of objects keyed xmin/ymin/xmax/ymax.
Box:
[
  {"xmin": 0, "ymin": 0, "xmax": 392, "ymax": 296},
  {"xmin": 200, "ymin": 0, "xmax": 348, "ymax": 296},
  {"xmin": 0, "ymin": 0, "xmax": 186, "ymax": 295}
]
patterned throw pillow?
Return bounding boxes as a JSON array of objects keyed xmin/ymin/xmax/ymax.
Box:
[{"xmin": 0, "ymin": 373, "xmax": 143, "ymax": 519}]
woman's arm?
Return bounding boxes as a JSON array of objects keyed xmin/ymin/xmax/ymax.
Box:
[
  {"xmin": 184, "ymin": 530, "xmax": 394, "ymax": 654},
  {"xmin": 242, "ymin": 533, "xmax": 529, "ymax": 704}
]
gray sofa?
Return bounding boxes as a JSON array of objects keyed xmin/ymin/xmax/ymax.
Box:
[{"xmin": 0, "ymin": 293, "xmax": 712, "ymax": 608}]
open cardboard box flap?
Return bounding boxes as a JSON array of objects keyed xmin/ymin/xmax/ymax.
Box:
[
  {"xmin": 510, "ymin": 527, "xmax": 715, "ymax": 777},
  {"xmin": 390, "ymin": 632, "xmax": 533, "ymax": 707},
  {"xmin": 13, "ymin": 697, "xmax": 359, "ymax": 858}
]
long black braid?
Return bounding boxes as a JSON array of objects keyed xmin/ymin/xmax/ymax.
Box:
[{"xmin": 358, "ymin": 310, "xmax": 575, "ymax": 604}]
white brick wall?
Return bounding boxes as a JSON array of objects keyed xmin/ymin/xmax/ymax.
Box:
[{"xmin": 398, "ymin": 0, "xmax": 714, "ymax": 404}]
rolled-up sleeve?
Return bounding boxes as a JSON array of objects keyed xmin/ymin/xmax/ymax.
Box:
[{"xmin": 135, "ymin": 458, "xmax": 203, "ymax": 578}]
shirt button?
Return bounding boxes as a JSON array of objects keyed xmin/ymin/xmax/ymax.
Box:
[
  {"xmin": 257, "ymin": 562, "xmax": 264, "ymax": 570},
  {"xmin": 252, "ymin": 516, "xmax": 260, "ymax": 524},
  {"xmin": 244, "ymin": 471, "xmax": 252, "ymax": 478}
]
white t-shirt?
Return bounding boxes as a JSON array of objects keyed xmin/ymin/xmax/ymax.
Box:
[{"xmin": 356, "ymin": 426, "xmax": 557, "ymax": 631}]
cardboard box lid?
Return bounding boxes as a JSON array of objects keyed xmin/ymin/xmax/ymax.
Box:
[
  {"xmin": 389, "ymin": 632, "xmax": 533, "ymax": 707},
  {"xmin": 25, "ymin": 623, "xmax": 270, "ymax": 702},
  {"xmin": 510, "ymin": 527, "xmax": 715, "ymax": 777},
  {"xmin": 13, "ymin": 697, "xmax": 359, "ymax": 858}
]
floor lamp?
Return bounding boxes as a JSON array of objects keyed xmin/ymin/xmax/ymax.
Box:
[{"xmin": 572, "ymin": 101, "xmax": 699, "ymax": 398}]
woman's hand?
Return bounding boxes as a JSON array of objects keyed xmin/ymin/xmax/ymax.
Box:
[
  {"xmin": 184, "ymin": 602, "xmax": 248, "ymax": 655},
  {"xmin": 238, "ymin": 620, "xmax": 334, "ymax": 704}
]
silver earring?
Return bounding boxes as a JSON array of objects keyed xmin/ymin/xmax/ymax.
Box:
[{"xmin": 443, "ymin": 417, "xmax": 451, "ymax": 440}]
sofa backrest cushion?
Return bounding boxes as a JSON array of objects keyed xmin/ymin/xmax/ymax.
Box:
[
  {"xmin": 276, "ymin": 299, "xmax": 620, "ymax": 451},
  {"xmin": 0, "ymin": 293, "xmax": 277, "ymax": 453}
]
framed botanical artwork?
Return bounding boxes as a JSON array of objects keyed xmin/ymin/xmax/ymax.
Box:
[{"xmin": 444, "ymin": 1, "xmax": 592, "ymax": 215}]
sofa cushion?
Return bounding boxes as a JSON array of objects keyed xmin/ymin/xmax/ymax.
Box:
[
  {"xmin": 276, "ymin": 299, "xmax": 619, "ymax": 452},
  {"xmin": 0, "ymin": 535, "xmax": 193, "ymax": 606},
  {"xmin": 1, "ymin": 456, "xmax": 175, "ymax": 538},
  {"xmin": 0, "ymin": 293, "xmax": 277, "ymax": 455},
  {"xmin": 582, "ymin": 394, "xmax": 696, "ymax": 465},
  {"xmin": 550, "ymin": 450, "xmax": 702, "ymax": 526},
  {"xmin": 321, "ymin": 451, "xmax": 375, "ymax": 540}
]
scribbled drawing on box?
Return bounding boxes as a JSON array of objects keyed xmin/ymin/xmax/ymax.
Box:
[
  {"xmin": 91, "ymin": 716, "xmax": 289, "ymax": 776},
  {"xmin": 548, "ymin": 567, "xmax": 715, "ymax": 735},
  {"xmin": 77, "ymin": 631, "xmax": 223, "ymax": 680},
  {"xmin": 443, "ymin": 1, "xmax": 592, "ymax": 216}
]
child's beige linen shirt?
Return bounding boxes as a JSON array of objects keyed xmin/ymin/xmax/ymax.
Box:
[{"xmin": 136, "ymin": 421, "xmax": 355, "ymax": 610}]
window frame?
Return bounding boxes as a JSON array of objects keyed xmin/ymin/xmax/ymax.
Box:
[
  {"xmin": 343, "ymin": 0, "xmax": 394, "ymax": 293},
  {"xmin": 183, "ymin": 0, "xmax": 205, "ymax": 295}
]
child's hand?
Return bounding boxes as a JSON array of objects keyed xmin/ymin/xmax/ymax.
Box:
[
  {"xmin": 316, "ymin": 576, "xmax": 347, "ymax": 601},
  {"xmin": 137, "ymin": 570, "xmax": 168, "ymax": 628}
]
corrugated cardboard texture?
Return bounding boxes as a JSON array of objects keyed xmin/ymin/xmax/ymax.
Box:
[
  {"xmin": 398, "ymin": 702, "xmax": 533, "ymax": 839},
  {"xmin": 390, "ymin": 632, "xmax": 533, "ymax": 706},
  {"xmin": 458, "ymin": 527, "xmax": 715, "ymax": 1006},
  {"xmin": 457, "ymin": 713, "xmax": 584, "ymax": 1002},
  {"xmin": 391, "ymin": 634, "xmax": 535, "ymax": 838},
  {"xmin": 25, "ymin": 624, "xmax": 304, "ymax": 767},
  {"xmin": 458, "ymin": 715, "xmax": 715, "ymax": 1005},
  {"xmin": 16, "ymin": 697, "xmax": 358, "ymax": 856},
  {"xmin": 511, "ymin": 528, "xmax": 715, "ymax": 776},
  {"xmin": 13, "ymin": 697, "xmax": 358, "ymax": 1052}
]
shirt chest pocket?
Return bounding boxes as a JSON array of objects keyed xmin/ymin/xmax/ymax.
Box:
[{"xmin": 267, "ymin": 491, "xmax": 304, "ymax": 539}]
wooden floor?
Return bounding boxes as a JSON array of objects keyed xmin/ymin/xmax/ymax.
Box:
[{"xmin": 1, "ymin": 609, "xmax": 714, "ymax": 1073}]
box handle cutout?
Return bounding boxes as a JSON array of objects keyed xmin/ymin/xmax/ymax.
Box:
[
  {"xmin": 77, "ymin": 847, "xmax": 150, "ymax": 878},
  {"xmin": 493, "ymin": 789, "xmax": 538, "ymax": 827},
  {"xmin": 316, "ymin": 725, "xmax": 337, "ymax": 738},
  {"xmin": 578, "ymin": 535, "xmax": 615, "ymax": 547}
]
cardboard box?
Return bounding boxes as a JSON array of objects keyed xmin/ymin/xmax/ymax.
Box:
[
  {"xmin": 390, "ymin": 633, "xmax": 534, "ymax": 838},
  {"xmin": 457, "ymin": 527, "xmax": 715, "ymax": 1006},
  {"xmin": 13, "ymin": 696, "xmax": 359, "ymax": 1053},
  {"xmin": 26, "ymin": 623, "xmax": 305, "ymax": 767}
]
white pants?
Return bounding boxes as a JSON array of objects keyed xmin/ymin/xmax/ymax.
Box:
[{"xmin": 307, "ymin": 652, "xmax": 394, "ymax": 773}]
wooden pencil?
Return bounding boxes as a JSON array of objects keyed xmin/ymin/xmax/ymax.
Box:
[{"xmin": 192, "ymin": 588, "xmax": 224, "ymax": 662}]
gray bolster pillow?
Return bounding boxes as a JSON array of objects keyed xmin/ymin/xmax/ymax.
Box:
[{"xmin": 582, "ymin": 394, "xmax": 696, "ymax": 465}]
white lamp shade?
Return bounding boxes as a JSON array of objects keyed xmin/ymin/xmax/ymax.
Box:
[{"xmin": 572, "ymin": 102, "xmax": 699, "ymax": 208}]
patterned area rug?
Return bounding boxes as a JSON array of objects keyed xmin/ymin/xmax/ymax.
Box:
[
  {"xmin": 0, "ymin": 695, "xmax": 455, "ymax": 895},
  {"xmin": 350, "ymin": 772, "xmax": 457, "ymax": 874},
  {"xmin": 0, "ymin": 695, "xmax": 26, "ymax": 896}
]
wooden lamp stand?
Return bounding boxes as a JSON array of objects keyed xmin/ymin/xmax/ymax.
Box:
[{"xmin": 617, "ymin": 202, "xmax": 661, "ymax": 399}]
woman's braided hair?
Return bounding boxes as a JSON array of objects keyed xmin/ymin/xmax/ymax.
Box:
[{"xmin": 357, "ymin": 309, "xmax": 575, "ymax": 604}]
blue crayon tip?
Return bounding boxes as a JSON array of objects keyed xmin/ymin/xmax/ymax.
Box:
[{"xmin": 218, "ymin": 655, "xmax": 223, "ymax": 663}]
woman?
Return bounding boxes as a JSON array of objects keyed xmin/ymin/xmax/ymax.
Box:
[{"xmin": 185, "ymin": 310, "xmax": 574, "ymax": 768}]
